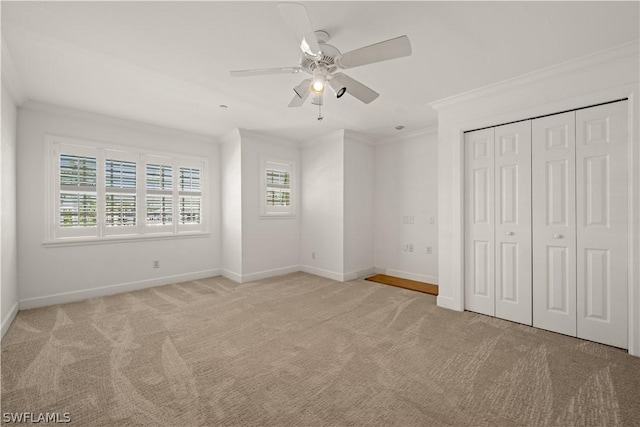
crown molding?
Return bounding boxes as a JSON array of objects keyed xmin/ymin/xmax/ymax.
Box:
[
  {"xmin": 20, "ymin": 100, "xmax": 217, "ymax": 144},
  {"xmin": 1, "ymin": 40, "xmax": 27, "ymax": 105},
  {"xmin": 429, "ymin": 39, "xmax": 640, "ymax": 112},
  {"xmin": 374, "ymin": 125, "xmax": 438, "ymax": 146}
]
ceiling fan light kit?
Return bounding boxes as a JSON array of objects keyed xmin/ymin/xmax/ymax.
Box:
[
  {"xmin": 328, "ymin": 77, "xmax": 346, "ymax": 98},
  {"xmin": 230, "ymin": 2, "xmax": 412, "ymax": 119}
]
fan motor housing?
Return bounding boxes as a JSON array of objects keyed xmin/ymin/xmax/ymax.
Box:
[{"xmin": 300, "ymin": 43, "xmax": 340, "ymax": 73}]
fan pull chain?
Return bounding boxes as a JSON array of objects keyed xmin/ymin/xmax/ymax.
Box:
[{"xmin": 317, "ymin": 103, "xmax": 323, "ymax": 121}]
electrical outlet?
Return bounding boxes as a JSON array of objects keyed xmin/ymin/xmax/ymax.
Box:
[
  {"xmin": 426, "ymin": 246, "xmax": 432, "ymax": 255},
  {"xmin": 312, "ymin": 252, "xmax": 316, "ymax": 260},
  {"xmin": 153, "ymin": 260, "xmax": 160, "ymax": 269},
  {"xmin": 429, "ymin": 217, "xmax": 435, "ymax": 224},
  {"xmin": 408, "ymin": 244, "xmax": 414, "ymax": 252}
]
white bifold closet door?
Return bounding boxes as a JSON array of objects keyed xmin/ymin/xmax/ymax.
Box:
[
  {"xmin": 465, "ymin": 128, "xmax": 495, "ymax": 317},
  {"xmin": 465, "ymin": 122, "xmax": 532, "ymax": 325},
  {"xmin": 575, "ymin": 101, "xmax": 628, "ymax": 349},
  {"xmin": 532, "ymin": 101, "xmax": 628, "ymax": 348},
  {"xmin": 494, "ymin": 122, "xmax": 532, "ymax": 324},
  {"xmin": 532, "ymin": 112, "xmax": 577, "ymax": 336}
]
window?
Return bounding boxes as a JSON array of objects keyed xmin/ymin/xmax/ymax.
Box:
[
  {"xmin": 261, "ymin": 158, "xmax": 294, "ymax": 217},
  {"xmin": 49, "ymin": 137, "xmax": 207, "ymax": 242}
]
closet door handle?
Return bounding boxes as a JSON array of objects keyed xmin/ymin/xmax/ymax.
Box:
[
  {"xmin": 553, "ymin": 234, "xmax": 563, "ymax": 239},
  {"xmin": 505, "ymin": 231, "xmax": 514, "ymax": 236}
]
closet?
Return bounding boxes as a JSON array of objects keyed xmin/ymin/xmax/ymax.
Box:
[{"xmin": 464, "ymin": 100, "xmax": 628, "ymax": 349}]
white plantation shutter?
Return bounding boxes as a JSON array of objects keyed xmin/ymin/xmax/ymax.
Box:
[
  {"xmin": 266, "ymin": 168, "xmax": 291, "ymax": 207},
  {"xmin": 59, "ymin": 153, "xmax": 98, "ymax": 233},
  {"xmin": 261, "ymin": 159, "xmax": 294, "ymax": 216},
  {"xmin": 179, "ymin": 167, "xmax": 202, "ymax": 225},
  {"xmin": 105, "ymin": 158, "xmax": 137, "ymax": 228},
  {"xmin": 146, "ymin": 163, "xmax": 173, "ymax": 228}
]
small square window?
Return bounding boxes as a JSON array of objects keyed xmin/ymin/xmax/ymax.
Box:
[{"xmin": 261, "ymin": 159, "xmax": 294, "ymax": 217}]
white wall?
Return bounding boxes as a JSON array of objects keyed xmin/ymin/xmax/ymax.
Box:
[
  {"xmin": 373, "ymin": 129, "xmax": 438, "ymax": 284},
  {"xmin": 300, "ymin": 131, "xmax": 344, "ymax": 280},
  {"xmin": 343, "ymin": 131, "xmax": 374, "ymax": 279},
  {"xmin": 1, "ymin": 83, "xmax": 19, "ymax": 337},
  {"xmin": 430, "ymin": 41, "xmax": 640, "ymax": 356},
  {"xmin": 220, "ymin": 129, "xmax": 243, "ymax": 281},
  {"xmin": 16, "ymin": 102, "xmax": 221, "ymax": 308},
  {"xmin": 239, "ymin": 130, "xmax": 300, "ymax": 281}
]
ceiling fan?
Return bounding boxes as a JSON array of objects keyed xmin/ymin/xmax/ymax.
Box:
[{"xmin": 230, "ymin": 3, "xmax": 412, "ymax": 117}]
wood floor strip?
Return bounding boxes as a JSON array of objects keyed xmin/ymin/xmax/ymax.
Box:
[{"xmin": 365, "ymin": 274, "xmax": 439, "ymax": 296}]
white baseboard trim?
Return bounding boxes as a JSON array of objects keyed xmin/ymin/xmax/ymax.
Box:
[
  {"xmin": 240, "ymin": 265, "xmax": 300, "ymax": 283},
  {"xmin": 19, "ymin": 269, "xmax": 222, "ymax": 310},
  {"xmin": 373, "ymin": 267, "xmax": 386, "ymax": 275},
  {"xmin": 385, "ymin": 269, "xmax": 438, "ymax": 285},
  {"xmin": 343, "ymin": 267, "xmax": 376, "ymax": 281},
  {"xmin": 299, "ymin": 265, "xmax": 345, "ymax": 282},
  {"xmin": 437, "ymin": 295, "xmax": 463, "ymax": 312},
  {"xmin": 1, "ymin": 301, "xmax": 19, "ymax": 339},
  {"xmin": 222, "ymin": 269, "xmax": 242, "ymax": 283}
]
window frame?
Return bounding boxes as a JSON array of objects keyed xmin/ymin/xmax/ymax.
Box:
[
  {"xmin": 260, "ymin": 157, "xmax": 295, "ymax": 218},
  {"xmin": 45, "ymin": 135, "xmax": 209, "ymax": 245}
]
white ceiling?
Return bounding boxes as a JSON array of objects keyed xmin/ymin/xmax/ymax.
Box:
[{"xmin": 2, "ymin": 1, "xmax": 639, "ymax": 143}]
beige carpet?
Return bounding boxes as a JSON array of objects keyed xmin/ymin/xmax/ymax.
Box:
[{"xmin": 1, "ymin": 272, "xmax": 639, "ymax": 426}]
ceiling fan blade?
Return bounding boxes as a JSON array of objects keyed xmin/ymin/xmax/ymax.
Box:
[
  {"xmin": 288, "ymin": 78, "xmax": 311, "ymax": 107},
  {"xmin": 288, "ymin": 93, "xmax": 308, "ymax": 107},
  {"xmin": 278, "ymin": 3, "xmax": 321, "ymax": 57},
  {"xmin": 230, "ymin": 67, "xmax": 302, "ymax": 77},
  {"xmin": 332, "ymin": 73, "xmax": 379, "ymax": 104},
  {"xmin": 336, "ymin": 35, "xmax": 412, "ymax": 69}
]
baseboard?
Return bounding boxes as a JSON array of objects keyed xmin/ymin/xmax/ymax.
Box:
[
  {"xmin": 1, "ymin": 301, "xmax": 19, "ymax": 339},
  {"xmin": 19, "ymin": 269, "xmax": 222, "ymax": 310},
  {"xmin": 343, "ymin": 267, "xmax": 376, "ymax": 281},
  {"xmin": 385, "ymin": 269, "xmax": 438, "ymax": 285},
  {"xmin": 436, "ymin": 295, "xmax": 463, "ymax": 312},
  {"xmin": 299, "ymin": 265, "xmax": 345, "ymax": 282},
  {"xmin": 240, "ymin": 265, "xmax": 300, "ymax": 283},
  {"xmin": 222, "ymin": 269, "xmax": 242, "ymax": 283}
]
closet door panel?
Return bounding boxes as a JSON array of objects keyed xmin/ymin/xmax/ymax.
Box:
[
  {"xmin": 494, "ymin": 121, "xmax": 532, "ymax": 325},
  {"xmin": 576, "ymin": 101, "xmax": 628, "ymax": 349},
  {"xmin": 532, "ymin": 112, "xmax": 577, "ymax": 336},
  {"xmin": 465, "ymin": 128, "xmax": 495, "ymax": 316}
]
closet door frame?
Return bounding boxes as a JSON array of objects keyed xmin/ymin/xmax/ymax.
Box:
[
  {"xmin": 449, "ymin": 78, "xmax": 639, "ymax": 356},
  {"xmin": 460, "ymin": 98, "xmax": 640, "ymax": 356}
]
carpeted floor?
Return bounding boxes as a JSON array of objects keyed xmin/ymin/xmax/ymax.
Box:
[{"xmin": 1, "ymin": 272, "xmax": 639, "ymax": 426}]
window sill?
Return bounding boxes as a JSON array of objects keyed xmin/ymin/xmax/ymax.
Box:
[
  {"xmin": 43, "ymin": 232, "xmax": 210, "ymax": 248},
  {"xmin": 259, "ymin": 214, "xmax": 296, "ymax": 220}
]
